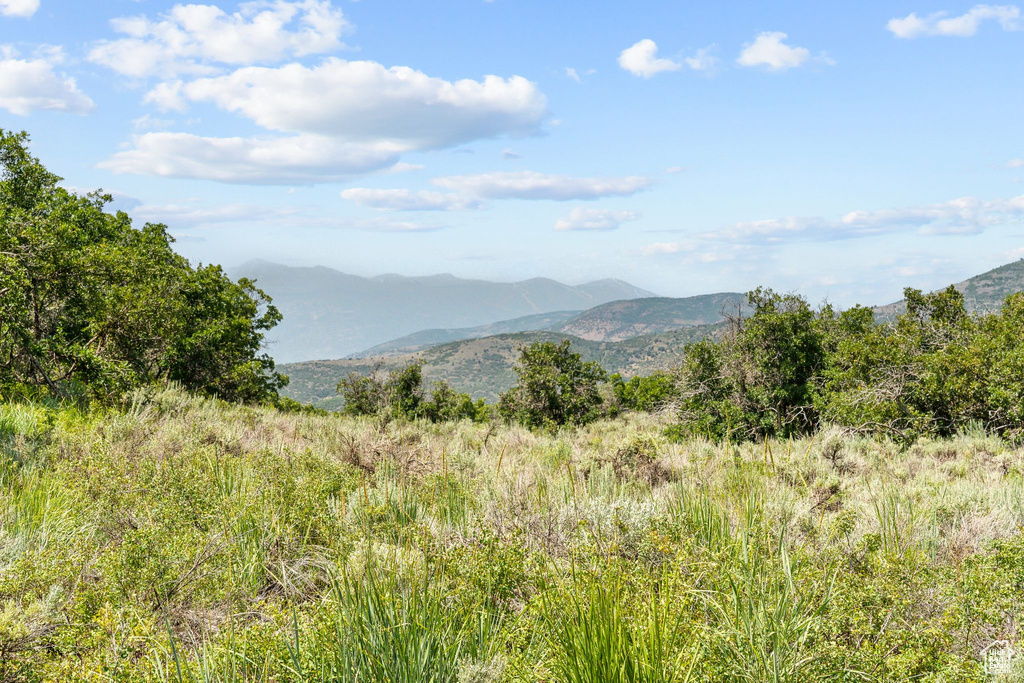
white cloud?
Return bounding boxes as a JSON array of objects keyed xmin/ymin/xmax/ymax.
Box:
[
  {"xmin": 684, "ymin": 46, "xmax": 719, "ymax": 72},
  {"xmin": 640, "ymin": 241, "xmax": 740, "ymax": 264},
  {"xmin": 642, "ymin": 241, "xmax": 691, "ymax": 255},
  {"xmin": 700, "ymin": 194, "xmax": 1024, "ymax": 244},
  {"xmin": 133, "ymin": 201, "xmax": 299, "ymax": 226},
  {"xmin": 554, "ymin": 207, "xmax": 639, "ymax": 231},
  {"xmin": 131, "ymin": 113, "xmax": 175, "ymax": 131},
  {"xmin": 665, "ymin": 165, "xmax": 685, "ymax": 174},
  {"xmin": 1006, "ymin": 158, "xmax": 1024, "ymax": 168},
  {"xmin": 180, "ymin": 59, "xmax": 546, "ymax": 146},
  {"xmin": 0, "ymin": 46, "xmax": 94, "ymax": 115},
  {"xmin": 99, "ymin": 132, "xmax": 405, "ymax": 184},
  {"xmin": 565, "ymin": 66, "xmax": 581, "ymax": 82},
  {"xmin": 89, "ymin": 0, "xmax": 350, "ymax": 78},
  {"xmin": 144, "ymin": 80, "xmax": 187, "ymax": 112},
  {"xmin": 350, "ymin": 217, "xmax": 445, "ymax": 233},
  {"xmin": 618, "ymin": 39, "xmax": 681, "ymax": 78},
  {"xmin": 340, "ymin": 188, "xmax": 480, "ymax": 211},
  {"xmin": 0, "ymin": 0, "xmax": 38, "ymax": 18},
  {"xmin": 887, "ymin": 4, "xmax": 1020, "ymax": 38},
  {"xmin": 386, "ymin": 162, "xmax": 424, "ymax": 174},
  {"xmin": 501, "ymin": 148, "xmax": 521, "ymax": 160},
  {"xmin": 433, "ymin": 171, "xmax": 651, "ymax": 200},
  {"xmin": 737, "ymin": 32, "xmax": 812, "ymax": 71},
  {"xmin": 104, "ymin": 59, "xmax": 547, "ymax": 183}
]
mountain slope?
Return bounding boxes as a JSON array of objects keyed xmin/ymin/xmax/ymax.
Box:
[
  {"xmin": 874, "ymin": 259, "xmax": 1024, "ymax": 319},
  {"xmin": 553, "ymin": 293, "xmax": 745, "ymax": 341},
  {"xmin": 352, "ymin": 291, "xmax": 744, "ymax": 357},
  {"xmin": 280, "ymin": 323, "xmax": 725, "ymax": 409},
  {"xmin": 231, "ymin": 260, "xmax": 656, "ymax": 362},
  {"xmin": 351, "ymin": 310, "xmax": 582, "ymax": 358},
  {"xmin": 281, "ymin": 259, "xmax": 1024, "ymax": 410}
]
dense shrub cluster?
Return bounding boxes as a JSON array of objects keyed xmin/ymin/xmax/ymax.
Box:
[
  {"xmin": 339, "ymin": 286, "xmax": 1024, "ymax": 443},
  {"xmin": 673, "ymin": 285, "xmax": 1024, "ymax": 442},
  {"xmin": 337, "ymin": 362, "xmax": 489, "ymax": 422},
  {"xmin": 0, "ymin": 130, "xmax": 286, "ymax": 404}
]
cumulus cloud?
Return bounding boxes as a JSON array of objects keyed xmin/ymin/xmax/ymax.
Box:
[
  {"xmin": 433, "ymin": 171, "xmax": 651, "ymax": 200},
  {"xmin": 89, "ymin": 0, "xmax": 350, "ymax": 78},
  {"xmin": 737, "ymin": 32, "xmax": 814, "ymax": 71},
  {"xmin": 700, "ymin": 195, "xmax": 1024, "ymax": 244},
  {"xmin": 144, "ymin": 80, "xmax": 187, "ymax": 111},
  {"xmin": 619, "ymin": 39, "xmax": 681, "ymax": 78},
  {"xmin": 0, "ymin": 46, "xmax": 94, "ymax": 115},
  {"xmin": 0, "ymin": 0, "xmax": 38, "ymax": 18},
  {"xmin": 554, "ymin": 207, "xmax": 639, "ymax": 231},
  {"xmin": 340, "ymin": 188, "xmax": 480, "ymax": 211},
  {"xmin": 104, "ymin": 59, "xmax": 547, "ymax": 183},
  {"xmin": 684, "ymin": 46, "xmax": 720, "ymax": 72},
  {"xmin": 887, "ymin": 4, "xmax": 1020, "ymax": 38},
  {"xmin": 178, "ymin": 60, "xmax": 546, "ymax": 145},
  {"xmin": 99, "ymin": 132, "xmax": 405, "ymax": 184}
]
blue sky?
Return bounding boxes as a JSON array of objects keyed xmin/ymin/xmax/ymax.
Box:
[{"xmin": 2, "ymin": 0, "xmax": 1023, "ymax": 305}]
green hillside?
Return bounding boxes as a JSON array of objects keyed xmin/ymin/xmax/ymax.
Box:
[
  {"xmin": 350, "ymin": 310, "xmax": 582, "ymax": 357},
  {"xmin": 352, "ymin": 291, "xmax": 743, "ymax": 358},
  {"xmin": 552, "ymin": 292, "xmax": 745, "ymax": 341},
  {"xmin": 281, "ymin": 323, "xmax": 725, "ymax": 408}
]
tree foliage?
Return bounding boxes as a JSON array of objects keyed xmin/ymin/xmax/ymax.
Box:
[
  {"xmin": 608, "ymin": 371, "xmax": 676, "ymax": 414},
  {"xmin": 672, "ymin": 284, "xmax": 1024, "ymax": 443},
  {"xmin": 0, "ymin": 130, "xmax": 286, "ymax": 403},
  {"xmin": 336, "ymin": 362, "xmax": 487, "ymax": 422},
  {"xmin": 498, "ymin": 340, "xmax": 607, "ymax": 428}
]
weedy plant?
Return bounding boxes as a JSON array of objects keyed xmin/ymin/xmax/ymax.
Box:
[{"xmin": 0, "ymin": 387, "xmax": 1022, "ymax": 680}]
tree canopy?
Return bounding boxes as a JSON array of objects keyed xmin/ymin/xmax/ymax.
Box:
[{"xmin": 0, "ymin": 130, "xmax": 286, "ymax": 403}]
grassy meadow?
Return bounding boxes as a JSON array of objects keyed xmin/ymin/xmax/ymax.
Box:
[{"xmin": 2, "ymin": 387, "xmax": 1024, "ymax": 681}]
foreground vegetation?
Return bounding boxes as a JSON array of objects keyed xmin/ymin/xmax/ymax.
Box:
[{"xmin": 3, "ymin": 387, "xmax": 1024, "ymax": 680}]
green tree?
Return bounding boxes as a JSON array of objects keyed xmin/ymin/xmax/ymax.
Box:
[
  {"xmin": 498, "ymin": 340, "xmax": 606, "ymax": 428},
  {"xmin": 0, "ymin": 129, "xmax": 286, "ymax": 402},
  {"xmin": 816, "ymin": 286, "xmax": 987, "ymax": 440},
  {"xmin": 672, "ymin": 289, "xmax": 825, "ymax": 441},
  {"xmin": 421, "ymin": 380, "xmax": 489, "ymax": 423},
  {"xmin": 337, "ymin": 363, "xmax": 486, "ymax": 422},
  {"xmin": 608, "ymin": 372, "xmax": 677, "ymax": 413}
]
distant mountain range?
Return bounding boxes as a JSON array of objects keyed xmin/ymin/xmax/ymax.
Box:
[
  {"xmin": 277, "ymin": 259, "xmax": 1024, "ymax": 409},
  {"xmin": 354, "ymin": 292, "xmax": 746, "ymax": 358},
  {"xmin": 231, "ymin": 260, "xmax": 656, "ymax": 362}
]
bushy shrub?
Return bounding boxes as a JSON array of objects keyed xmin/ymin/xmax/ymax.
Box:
[
  {"xmin": 498, "ymin": 340, "xmax": 606, "ymax": 428},
  {"xmin": 609, "ymin": 372, "xmax": 677, "ymax": 413},
  {"xmin": 672, "ymin": 284, "xmax": 1024, "ymax": 443},
  {"xmin": 337, "ymin": 362, "xmax": 487, "ymax": 422}
]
